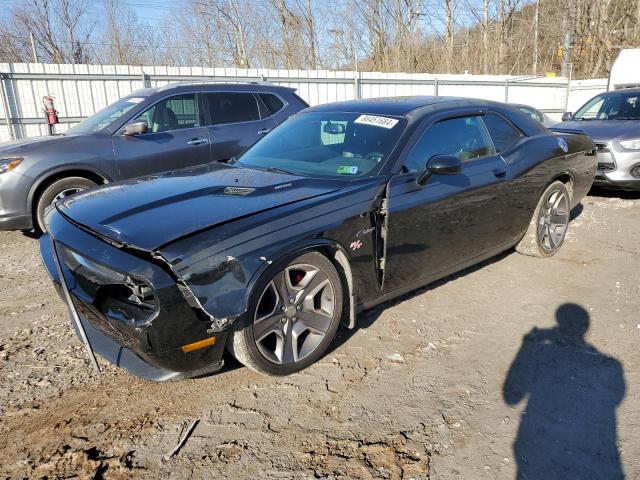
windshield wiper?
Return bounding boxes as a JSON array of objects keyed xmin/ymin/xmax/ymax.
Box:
[
  {"xmin": 265, "ymin": 166, "xmax": 296, "ymax": 175},
  {"xmin": 614, "ymin": 117, "xmax": 639, "ymax": 120}
]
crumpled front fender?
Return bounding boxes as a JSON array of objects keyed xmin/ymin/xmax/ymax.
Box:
[{"xmin": 154, "ymin": 180, "xmax": 386, "ymax": 329}]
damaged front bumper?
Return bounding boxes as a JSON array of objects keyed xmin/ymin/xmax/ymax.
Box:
[{"xmin": 39, "ymin": 210, "xmax": 228, "ymax": 381}]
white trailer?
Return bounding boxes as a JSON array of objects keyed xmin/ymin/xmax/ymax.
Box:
[{"xmin": 608, "ymin": 49, "xmax": 640, "ymax": 90}]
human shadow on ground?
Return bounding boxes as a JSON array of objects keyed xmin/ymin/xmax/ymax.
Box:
[{"xmin": 503, "ymin": 303, "xmax": 626, "ymax": 479}]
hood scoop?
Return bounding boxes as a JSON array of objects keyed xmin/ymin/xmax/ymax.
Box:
[{"xmin": 223, "ymin": 186, "xmax": 256, "ymax": 196}]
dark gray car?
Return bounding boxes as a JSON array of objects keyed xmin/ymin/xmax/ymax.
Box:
[
  {"xmin": 0, "ymin": 83, "xmax": 308, "ymax": 231},
  {"xmin": 553, "ymin": 88, "xmax": 640, "ymax": 190}
]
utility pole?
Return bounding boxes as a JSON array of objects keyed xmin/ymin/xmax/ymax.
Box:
[
  {"xmin": 560, "ymin": 32, "xmax": 571, "ymax": 78},
  {"xmin": 532, "ymin": 0, "xmax": 539, "ymax": 75},
  {"xmin": 29, "ymin": 32, "xmax": 38, "ymax": 63},
  {"xmin": 483, "ymin": 0, "xmax": 489, "ymax": 74}
]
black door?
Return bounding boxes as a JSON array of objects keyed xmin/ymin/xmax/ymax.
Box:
[
  {"xmin": 204, "ymin": 92, "xmax": 278, "ymax": 162},
  {"xmin": 113, "ymin": 93, "xmax": 211, "ymax": 179},
  {"xmin": 383, "ymin": 113, "xmax": 516, "ymax": 293}
]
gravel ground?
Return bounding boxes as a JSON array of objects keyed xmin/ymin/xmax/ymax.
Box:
[{"xmin": 0, "ymin": 190, "xmax": 639, "ymax": 479}]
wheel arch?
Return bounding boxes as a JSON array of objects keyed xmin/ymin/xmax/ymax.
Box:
[
  {"xmin": 244, "ymin": 238, "xmax": 357, "ymax": 330},
  {"xmin": 551, "ymin": 172, "xmax": 575, "ymax": 201},
  {"xmin": 27, "ymin": 166, "xmax": 111, "ymax": 217}
]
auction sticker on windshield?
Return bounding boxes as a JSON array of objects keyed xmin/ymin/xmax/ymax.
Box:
[
  {"xmin": 354, "ymin": 115, "xmax": 399, "ymax": 129},
  {"xmin": 337, "ymin": 166, "xmax": 358, "ymax": 175}
]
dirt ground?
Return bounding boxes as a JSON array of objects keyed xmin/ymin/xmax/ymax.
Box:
[{"xmin": 0, "ymin": 190, "xmax": 639, "ymax": 479}]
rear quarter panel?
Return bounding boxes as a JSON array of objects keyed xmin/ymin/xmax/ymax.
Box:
[{"xmin": 502, "ymin": 132, "xmax": 596, "ymax": 238}]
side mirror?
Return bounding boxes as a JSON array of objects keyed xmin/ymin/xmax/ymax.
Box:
[
  {"xmin": 561, "ymin": 112, "xmax": 573, "ymax": 121},
  {"xmin": 322, "ymin": 122, "xmax": 345, "ymax": 135},
  {"xmin": 417, "ymin": 155, "xmax": 462, "ymax": 185},
  {"xmin": 123, "ymin": 121, "xmax": 148, "ymax": 136}
]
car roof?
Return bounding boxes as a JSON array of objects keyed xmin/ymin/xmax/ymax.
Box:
[
  {"xmin": 511, "ymin": 103, "xmax": 539, "ymax": 110},
  {"xmin": 304, "ymin": 96, "xmax": 546, "ymax": 136},
  {"xmin": 305, "ymin": 96, "xmax": 469, "ymax": 116},
  {"xmin": 154, "ymin": 82, "xmax": 295, "ymax": 94},
  {"xmin": 597, "ymin": 87, "xmax": 640, "ymax": 96}
]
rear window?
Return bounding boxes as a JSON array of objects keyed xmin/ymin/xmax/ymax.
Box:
[
  {"xmin": 482, "ymin": 113, "xmax": 523, "ymax": 153},
  {"xmin": 205, "ymin": 92, "xmax": 260, "ymax": 125},
  {"xmin": 259, "ymin": 93, "xmax": 285, "ymax": 115}
]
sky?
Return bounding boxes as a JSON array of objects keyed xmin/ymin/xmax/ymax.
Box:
[{"xmin": 1, "ymin": 0, "xmax": 177, "ymax": 27}]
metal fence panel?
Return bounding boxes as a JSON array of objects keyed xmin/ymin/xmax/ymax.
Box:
[{"xmin": 0, "ymin": 62, "xmax": 608, "ymax": 142}]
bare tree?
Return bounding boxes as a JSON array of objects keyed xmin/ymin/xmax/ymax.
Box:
[{"xmin": 1, "ymin": 0, "xmax": 639, "ymax": 79}]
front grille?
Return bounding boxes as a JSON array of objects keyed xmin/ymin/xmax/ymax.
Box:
[
  {"xmin": 594, "ymin": 142, "xmax": 616, "ymax": 173},
  {"xmin": 595, "ymin": 142, "xmax": 609, "ymax": 152},
  {"xmin": 597, "ymin": 163, "xmax": 616, "ymax": 172}
]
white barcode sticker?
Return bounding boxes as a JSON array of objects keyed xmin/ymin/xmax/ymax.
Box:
[{"xmin": 354, "ymin": 114, "xmax": 399, "ymax": 129}]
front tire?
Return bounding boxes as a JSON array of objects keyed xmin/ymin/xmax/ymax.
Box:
[
  {"xmin": 228, "ymin": 251, "xmax": 343, "ymax": 376},
  {"xmin": 35, "ymin": 177, "xmax": 97, "ymax": 232},
  {"xmin": 516, "ymin": 180, "xmax": 570, "ymax": 258}
]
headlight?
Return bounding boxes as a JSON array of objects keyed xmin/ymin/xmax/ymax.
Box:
[
  {"xmin": 0, "ymin": 157, "xmax": 23, "ymax": 174},
  {"xmin": 619, "ymin": 139, "xmax": 640, "ymax": 150}
]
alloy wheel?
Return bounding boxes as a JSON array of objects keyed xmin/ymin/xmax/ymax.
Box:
[
  {"xmin": 52, "ymin": 187, "xmax": 83, "ymax": 204},
  {"xmin": 253, "ymin": 263, "xmax": 336, "ymax": 365},
  {"xmin": 537, "ymin": 188, "xmax": 569, "ymax": 252}
]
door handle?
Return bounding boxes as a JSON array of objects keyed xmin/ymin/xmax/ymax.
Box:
[
  {"xmin": 258, "ymin": 128, "xmax": 271, "ymax": 135},
  {"xmin": 493, "ymin": 167, "xmax": 507, "ymax": 178},
  {"xmin": 187, "ymin": 138, "xmax": 208, "ymax": 146}
]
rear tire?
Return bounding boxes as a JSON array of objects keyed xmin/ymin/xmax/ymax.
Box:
[
  {"xmin": 516, "ymin": 181, "xmax": 570, "ymax": 258},
  {"xmin": 228, "ymin": 251, "xmax": 343, "ymax": 376},
  {"xmin": 35, "ymin": 177, "xmax": 97, "ymax": 233}
]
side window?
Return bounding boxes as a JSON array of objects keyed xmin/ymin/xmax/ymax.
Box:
[
  {"xmin": 482, "ymin": 113, "xmax": 524, "ymax": 153},
  {"xmin": 259, "ymin": 93, "xmax": 285, "ymax": 116},
  {"xmin": 578, "ymin": 97, "xmax": 605, "ymax": 119},
  {"xmin": 206, "ymin": 92, "xmax": 260, "ymax": 125},
  {"xmin": 132, "ymin": 94, "xmax": 199, "ymax": 133},
  {"xmin": 403, "ymin": 115, "xmax": 496, "ymax": 172}
]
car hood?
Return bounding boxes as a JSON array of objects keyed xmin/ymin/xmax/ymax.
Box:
[
  {"xmin": 0, "ymin": 134, "xmax": 99, "ymax": 165},
  {"xmin": 551, "ymin": 120, "xmax": 640, "ymax": 141},
  {"xmin": 56, "ymin": 162, "xmax": 346, "ymax": 251}
]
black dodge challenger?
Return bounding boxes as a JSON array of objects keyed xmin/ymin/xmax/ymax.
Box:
[{"xmin": 40, "ymin": 97, "xmax": 597, "ymax": 380}]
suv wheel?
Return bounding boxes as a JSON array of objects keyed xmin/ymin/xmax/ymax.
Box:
[{"xmin": 35, "ymin": 177, "xmax": 97, "ymax": 233}]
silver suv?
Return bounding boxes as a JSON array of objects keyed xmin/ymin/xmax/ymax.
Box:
[{"xmin": 553, "ymin": 88, "xmax": 640, "ymax": 190}]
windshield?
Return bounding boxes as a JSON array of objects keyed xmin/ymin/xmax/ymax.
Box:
[
  {"xmin": 237, "ymin": 111, "xmax": 406, "ymax": 178},
  {"xmin": 574, "ymin": 91, "xmax": 640, "ymax": 120},
  {"xmin": 66, "ymin": 95, "xmax": 148, "ymax": 134}
]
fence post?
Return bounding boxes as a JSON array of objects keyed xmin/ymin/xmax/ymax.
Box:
[
  {"xmin": 0, "ymin": 73, "xmax": 15, "ymax": 140},
  {"xmin": 434, "ymin": 77, "xmax": 439, "ymax": 96},
  {"xmin": 141, "ymin": 72, "xmax": 151, "ymax": 88},
  {"xmin": 353, "ymin": 71, "xmax": 361, "ymax": 100},
  {"xmin": 504, "ymin": 78, "xmax": 509, "ymax": 103},
  {"xmin": 564, "ymin": 63, "xmax": 573, "ymax": 112}
]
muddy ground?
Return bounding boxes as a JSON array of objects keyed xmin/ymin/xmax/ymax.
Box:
[{"xmin": 0, "ymin": 190, "xmax": 639, "ymax": 479}]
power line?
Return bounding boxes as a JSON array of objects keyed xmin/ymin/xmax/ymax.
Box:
[{"xmin": 0, "ymin": 33, "xmax": 203, "ymax": 52}]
